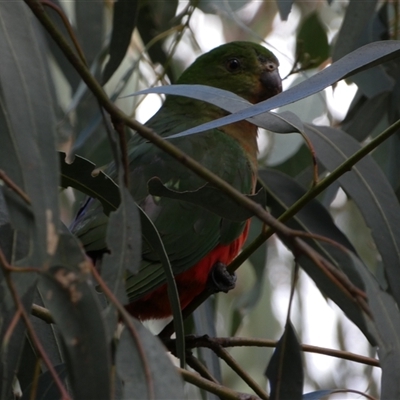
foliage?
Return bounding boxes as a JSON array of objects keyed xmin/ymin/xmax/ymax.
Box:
[{"xmin": 0, "ymin": 0, "xmax": 400, "ymax": 399}]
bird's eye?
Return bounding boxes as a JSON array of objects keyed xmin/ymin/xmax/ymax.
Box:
[{"xmin": 226, "ymin": 58, "xmax": 241, "ymax": 72}]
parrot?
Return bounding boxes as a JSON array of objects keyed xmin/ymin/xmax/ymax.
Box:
[{"xmin": 70, "ymin": 41, "xmax": 282, "ymax": 320}]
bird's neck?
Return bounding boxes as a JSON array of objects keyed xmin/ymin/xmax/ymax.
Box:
[{"xmin": 163, "ymin": 97, "xmax": 259, "ymax": 175}]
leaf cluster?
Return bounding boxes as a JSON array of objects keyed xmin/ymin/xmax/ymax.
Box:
[{"xmin": 1, "ymin": 1, "xmax": 400, "ymax": 399}]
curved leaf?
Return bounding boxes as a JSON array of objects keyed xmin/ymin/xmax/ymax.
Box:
[
  {"xmin": 265, "ymin": 322, "xmax": 303, "ymax": 400},
  {"xmin": 304, "ymin": 125, "xmax": 400, "ymax": 307},
  {"xmin": 164, "ymin": 41, "xmax": 400, "ymax": 138},
  {"xmin": 59, "ymin": 152, "xmax": 120, "ymax": 215},
  {"xmin": 350, "ymin": 253, "xmax": 400, "ymax": 398},
  {"xmin": 38, "ymin": 235, "xmax": 111, "ymax": 400},
  {"xmin": 102, "ymin": 0, "xmax": 139, "ymax": 84},
  {"xmin": 332, "ymin": 0, "xmax": 378, "ymax": 62},
  {"xmin": 0, "ymin": 2, "xmax": 59, "ymax": 264},
  {"xmin": 125, "ymin": 85, "xmax": 302, "ymax": 136},
  {"xmin": 260, "ymin": 169, "xmax": 375, "ymax": 343},
  {"xmin": 116, "ymin": 318, "xmax": 184, "ymax": 399}
]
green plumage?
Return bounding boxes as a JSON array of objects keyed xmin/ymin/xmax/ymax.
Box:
[{"xmin": 71, "ymin": 41, "xmax": 281, "ymax": 302}]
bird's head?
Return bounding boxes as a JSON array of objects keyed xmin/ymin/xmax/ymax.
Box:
[{"xmin": 177, "ymin": 41, "xmax": 282, "ymax": 104}]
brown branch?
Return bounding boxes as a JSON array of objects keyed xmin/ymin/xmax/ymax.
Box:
[
  {"xmin": 0, "ymin": 250, "xmax": 71, "ymax": 399},
  {"xmin": 40, "ymin": 0, "xmax": 87, "ymax": 65},
  {"xmin": 179, "ymin": 368, "xmax": 261, "ymax": 400},
  {"xmin": 185, "ymin": 352, "xmax": 220, "ymax": 384},
  {"xmin": 210, "ymin": 346, "xmax": 268, "ymax": 400},
  {"xmin": 182, "ymin": 336, "xmax": 380, "ymax": 368},
  {"xmin": 0, "ymin": 170, "xmax": 31, "ymax": 205}
]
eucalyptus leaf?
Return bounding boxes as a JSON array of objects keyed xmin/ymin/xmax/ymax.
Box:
[
  {"xmin": 163, "ymin": 41, "xmax": 400, "ymax": 138},
  {"xmin": 116, "ymin": 319, "xmax": 184, "ymax": 399},
  {"xmin": 350, "ymin": 253, "xmax": 400, "ymax": 398},
  {"xmin": 59, "ymin": 152, "xmax": 120, "ymax": 215},
  {"xmin": 102, "ymin": 0, "xmax": 139, "ymax": 84},
  {"xmin": 276, "ymin": 0, "xmax": 294, "ymax": 20},
  {"xmin": 101, "ymin": 186, "xmax": 141, "ymax": 340},
  {"xmin": 125, "ymin": 85, "xmax": 301, "ymax": 136},
  {"xmin": 260, "ymin": 169, "xmax": 375, "ymax": 343},
  {"xmin": 305, "ymin": 125, "xmax": 400, "ymax": 307},
  {"xmin": 39, "ymin": 261, "xmax": 111, "ymax": 400},
  {"xmin": 332, "ymin": 0, "xmax": 378, "ymax": 62},
  {"xmin": 265, "ymin": 322, "xmax": 303, "ymax": 400}
]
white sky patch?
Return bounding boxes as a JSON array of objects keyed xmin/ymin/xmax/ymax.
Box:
[{"xmin": 327, "ymin": 80, "xmax": 358, "ymax": 121}]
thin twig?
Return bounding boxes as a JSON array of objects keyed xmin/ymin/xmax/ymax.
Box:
[
  {"xmin": 40, "ymin": 0, "xmax": 87, "ymax": 65},
  {"xmin": 185, "ymin": 352, "xmax": 220, "ymax": 384},
  {"xmin": 0, "ymin": 169, "xmax": 31, "ymax": 205},
  {"xmin": 31, "ymin": 304, "xmax": 54, "ymax": 324},
  {"xmin": 179, "ymin": 368, "xmax": 261, "ymax": 400},
  {"xmin": 183, "ymin": 336, "xmax": 380, "ymax": 368},
  {"xmin": 211, "ymin": 346, "xmax": 268, "ymax": 400}
]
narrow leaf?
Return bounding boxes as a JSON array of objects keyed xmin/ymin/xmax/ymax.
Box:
[
  {"xmin": 116, "ymin": 319, "xmax": 184, "ymax": 399},
  {"xmin": 265, "ymin": 322, "xmax": 303, "ymax": 400},
  {"xmin": 125, "ymin": 85, "xmax": 300, "ymax": 136},
  {"xmin": 350, "ymin": 253, "xmax": 400, "ymax": 398},
  {"xmin": 0, "ymin": 2, "xmax": 60, "ymax": 264},
  {"xmin": 305, "ymin": 125, "xmax": 400, "ymax": 308},
  {"xmin": 102, "ymin": 0, "xmax": 139, "ymax": 84},
  {"xmin": 162, "ymin": 41, "xmax": 400, "ymax": 138},
  {"xmin": 259, "ymin": 169, "xmax": 375, "ymax": 343},
  {"xmin": 38, "ymin": 235, "xmax": 111, "ymax": 400},
  {"xmin": 59, "ymin": 152, "xmax": 120, "ymax": 215}
]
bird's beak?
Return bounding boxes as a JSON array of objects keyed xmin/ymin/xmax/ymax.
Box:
[{"xmin": 260, "ymin": 63, "xmax": 282, "ymax": 96}]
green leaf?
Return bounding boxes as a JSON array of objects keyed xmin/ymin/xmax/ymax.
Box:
[
  {"xmin": 296, "ymin": 12, "xmax": 329, "ymax": 69},
  {"xmin": 305, "ymin": 125, "xmax": 400, "ymax": 307},
  {"xmin": 332, "ymin": 0, "xmax": 378, "ymax": 62},
  {"xmin": 126, "ymin": 85, "xmax": 302, "ymax": 136},
  {"xmin": 166, "ymin": 41, "xmax": 400, "ymax": 138},
  {"xmin": 260, "ymin": 169, "xmax": 375, "ymax": 343},
  {"xmin": 59, "ymin": 152, "xmax": 120, "ymax": 215},
  {"xmin": 103, "ymin": 185, "xmax": 141, "ymax": 286},
  {"xmin": 38, "ymin": 235, "xmax": 111, "ymax": 400},
  {"xmin": 265, "ymin": 322, "xmax": 303, "ymax": 400},
  {"xmin": 136, "ymin": 0, "xmax": 179, "ymax": 82},
  {"xmin": 197, "ymin": 0, "xmax": 251, "ymax": 14},
  {"xmin": 101, "ymin": 186, "xmax": 141, "ymax": 340},
  {"xmin": 128, "ymin": 208, "xmax": 186, "ymax": 367},
  {"xmin": 116, "ymin": 318, "xmax": 184, "ymax": 399},
  {"xmin": 75, "ymin": 0, "xmax": 105, "ymax": 65},
  {"xmin": 276, "ymin": 0, "xmax": 294, "ymax": 21},
  {"xmin": 350, "ymin": 253, "xmax": 400, "ymax": 398},
  {"xmin": 0, "ymin": 2, "xmax": 60, "ymax": 265},
  {"xmin": 102, "ymin": 0, "xmax": 139, "ymax": 84},
  {"xmin": 341, "ymin": 91, "xmax": 390, "ymax": 141}
]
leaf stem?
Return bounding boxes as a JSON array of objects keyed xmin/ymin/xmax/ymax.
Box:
[{"xmin": 179, "ymin": 368, "xmax": 260, "ymax": 400}]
